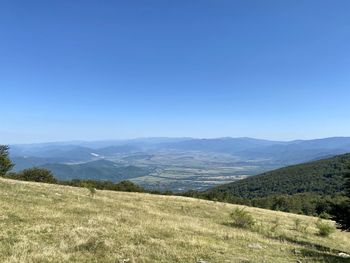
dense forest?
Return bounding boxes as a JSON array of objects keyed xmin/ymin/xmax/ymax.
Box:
[
  {"xmin": 206, "ymin": 153, "xmax": 350, "ymax": 198},
  {"xmin": 182, "ymin": 154, "xmax": 350, "ymax": 216}
]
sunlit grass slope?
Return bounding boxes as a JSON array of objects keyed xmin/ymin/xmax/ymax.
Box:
[{"xmin": 0, "ymin": 178, "xmax": 349, "ymax": 263}]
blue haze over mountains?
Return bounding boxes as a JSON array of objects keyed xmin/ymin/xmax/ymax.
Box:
[{"xmin": 9, "ymin": 137, "xmax": 350, "ymax": 191}]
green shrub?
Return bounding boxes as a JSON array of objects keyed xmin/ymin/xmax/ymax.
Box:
[
  {"xmin": 319, "ymin": 211, "xmax": 332, "ymax": 219},
  {"xmin": 229, "ymin": 208, "xmax": 255, "ymax": 229},
  {"xmin": 270, "ymin": 217, "xmax": 280, "ymax": 232},
  {"xmin": 293, "ymin": 218, "xmax": 308, "ymax": 233},
  {"xmin": 88, "ymin": 186, "xmax": 96, "ymax": 197},
  {"xmin": 65, "ymin": 179, "xmax": 146, "ymax": 193},
  {"xmin": 294, "ymin": 218, "xmax": 302, "ymax": 230},
  {"xmin": 316, "ymin": 219, "xmax": 336, "ymax": 237},
  {"xmin": 10, "ymin": 168, "xmax": 57, "ymax": 184}
]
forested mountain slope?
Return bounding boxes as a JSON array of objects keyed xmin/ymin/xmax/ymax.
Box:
[{"xmin": 206, "ymin": 153, "xmax": 350, "ymax": 198}]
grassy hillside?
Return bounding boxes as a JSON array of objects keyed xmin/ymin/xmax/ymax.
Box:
[
  {"xmin": 207, "ymin": 153, "xmax": 350, "ymax": 199},
  {"xmin": 0, "ymin": 178, "xmax": 349, "ymax": 262}
]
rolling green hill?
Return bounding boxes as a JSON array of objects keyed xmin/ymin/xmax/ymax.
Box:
[
  {"xmin": 206, "ymin": 153, "xmax": 350, "ymax": 199},
  {"xmin": 0, "ymin": 178, "xmax": 349, "ymax": 262}
]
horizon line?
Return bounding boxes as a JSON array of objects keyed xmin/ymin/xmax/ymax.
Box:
[{"xmin": 6, "ymin": 135, "xmax": 350, "ymax": 146}]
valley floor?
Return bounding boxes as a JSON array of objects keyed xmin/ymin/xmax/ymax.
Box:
[{"xmin": 0, "ymin": 178, "xmax": 349, "ymax": 263}]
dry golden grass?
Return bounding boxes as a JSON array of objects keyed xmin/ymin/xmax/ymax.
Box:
[{"xmin": 0, "ymin": 178, "xmax": 349, "ymax": 263}]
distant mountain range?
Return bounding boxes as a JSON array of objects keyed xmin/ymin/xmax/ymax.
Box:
[
  {"xmin": 163, "ymin": 137, "xmax": 350, "ymax": 163},
  {"xmin": 8, "ymin": 136, "xmax": 350, "ymax": 190},
  {"xmin": 10, "ymin": 136, "xmax": 350, "ymax": 163}
]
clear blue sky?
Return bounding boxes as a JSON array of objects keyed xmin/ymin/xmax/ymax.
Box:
[{"xmin": 1, "ymin": 1, "xmax": 350, "ymax": 143}]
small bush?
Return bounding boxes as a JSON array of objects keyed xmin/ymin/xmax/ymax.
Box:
[
  {"xmin": 293, "ymin": 218, "xmax": 308, "ymax": 233},
  {"xmin": 319, "ymin": 211, "xmax": 332, "ymax": 219},
  {"xmin": 294, "ymin": 218, "xmax": 301, "ymax": 230},
  {"xmin": 254, "ymin": 222, "xmax": 269, "ymax": 236},
  {"xmin": 88, "ymin": 186, "xmax": 96, "ymax": 197},
  {"xmin": 230, "ymin": 208, "xmax": 255, "ymax": 229},
  {"xmin": 75, "ymin": 237, "xmax": 106, "ymax": 252},
  {"xmin": 316, "ymin": 219, "xmax": 336, "ymax": 237},
  {"xmin": 271, "ymin": 217, "xmax": 281, "ymax": 232}
]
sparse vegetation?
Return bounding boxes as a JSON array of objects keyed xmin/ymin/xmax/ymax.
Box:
[
  {"xmin": 270, "ymin": 217, "xmax": 281, "ymax": 232},
  {"xmin": 294, "ymin": 218, "xmax": 302, "ymax": 231},
  {"xmin": 1, "ymin": 177, "xmax": 350, "ymax": 262},
  {"xmin": 88, "ymin": 186, "xmax": 96, "ymax": 197},
  {"xmin": 293, "ymin": 218, "xmax": 309, "ymax": 234},
  {"xmin": 229, "ymin": 208, "xmax": 255, "ymax": 229},
  {"xmin": 316, "ymin": 219, "xmax": 336, "ymax": 237}
]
